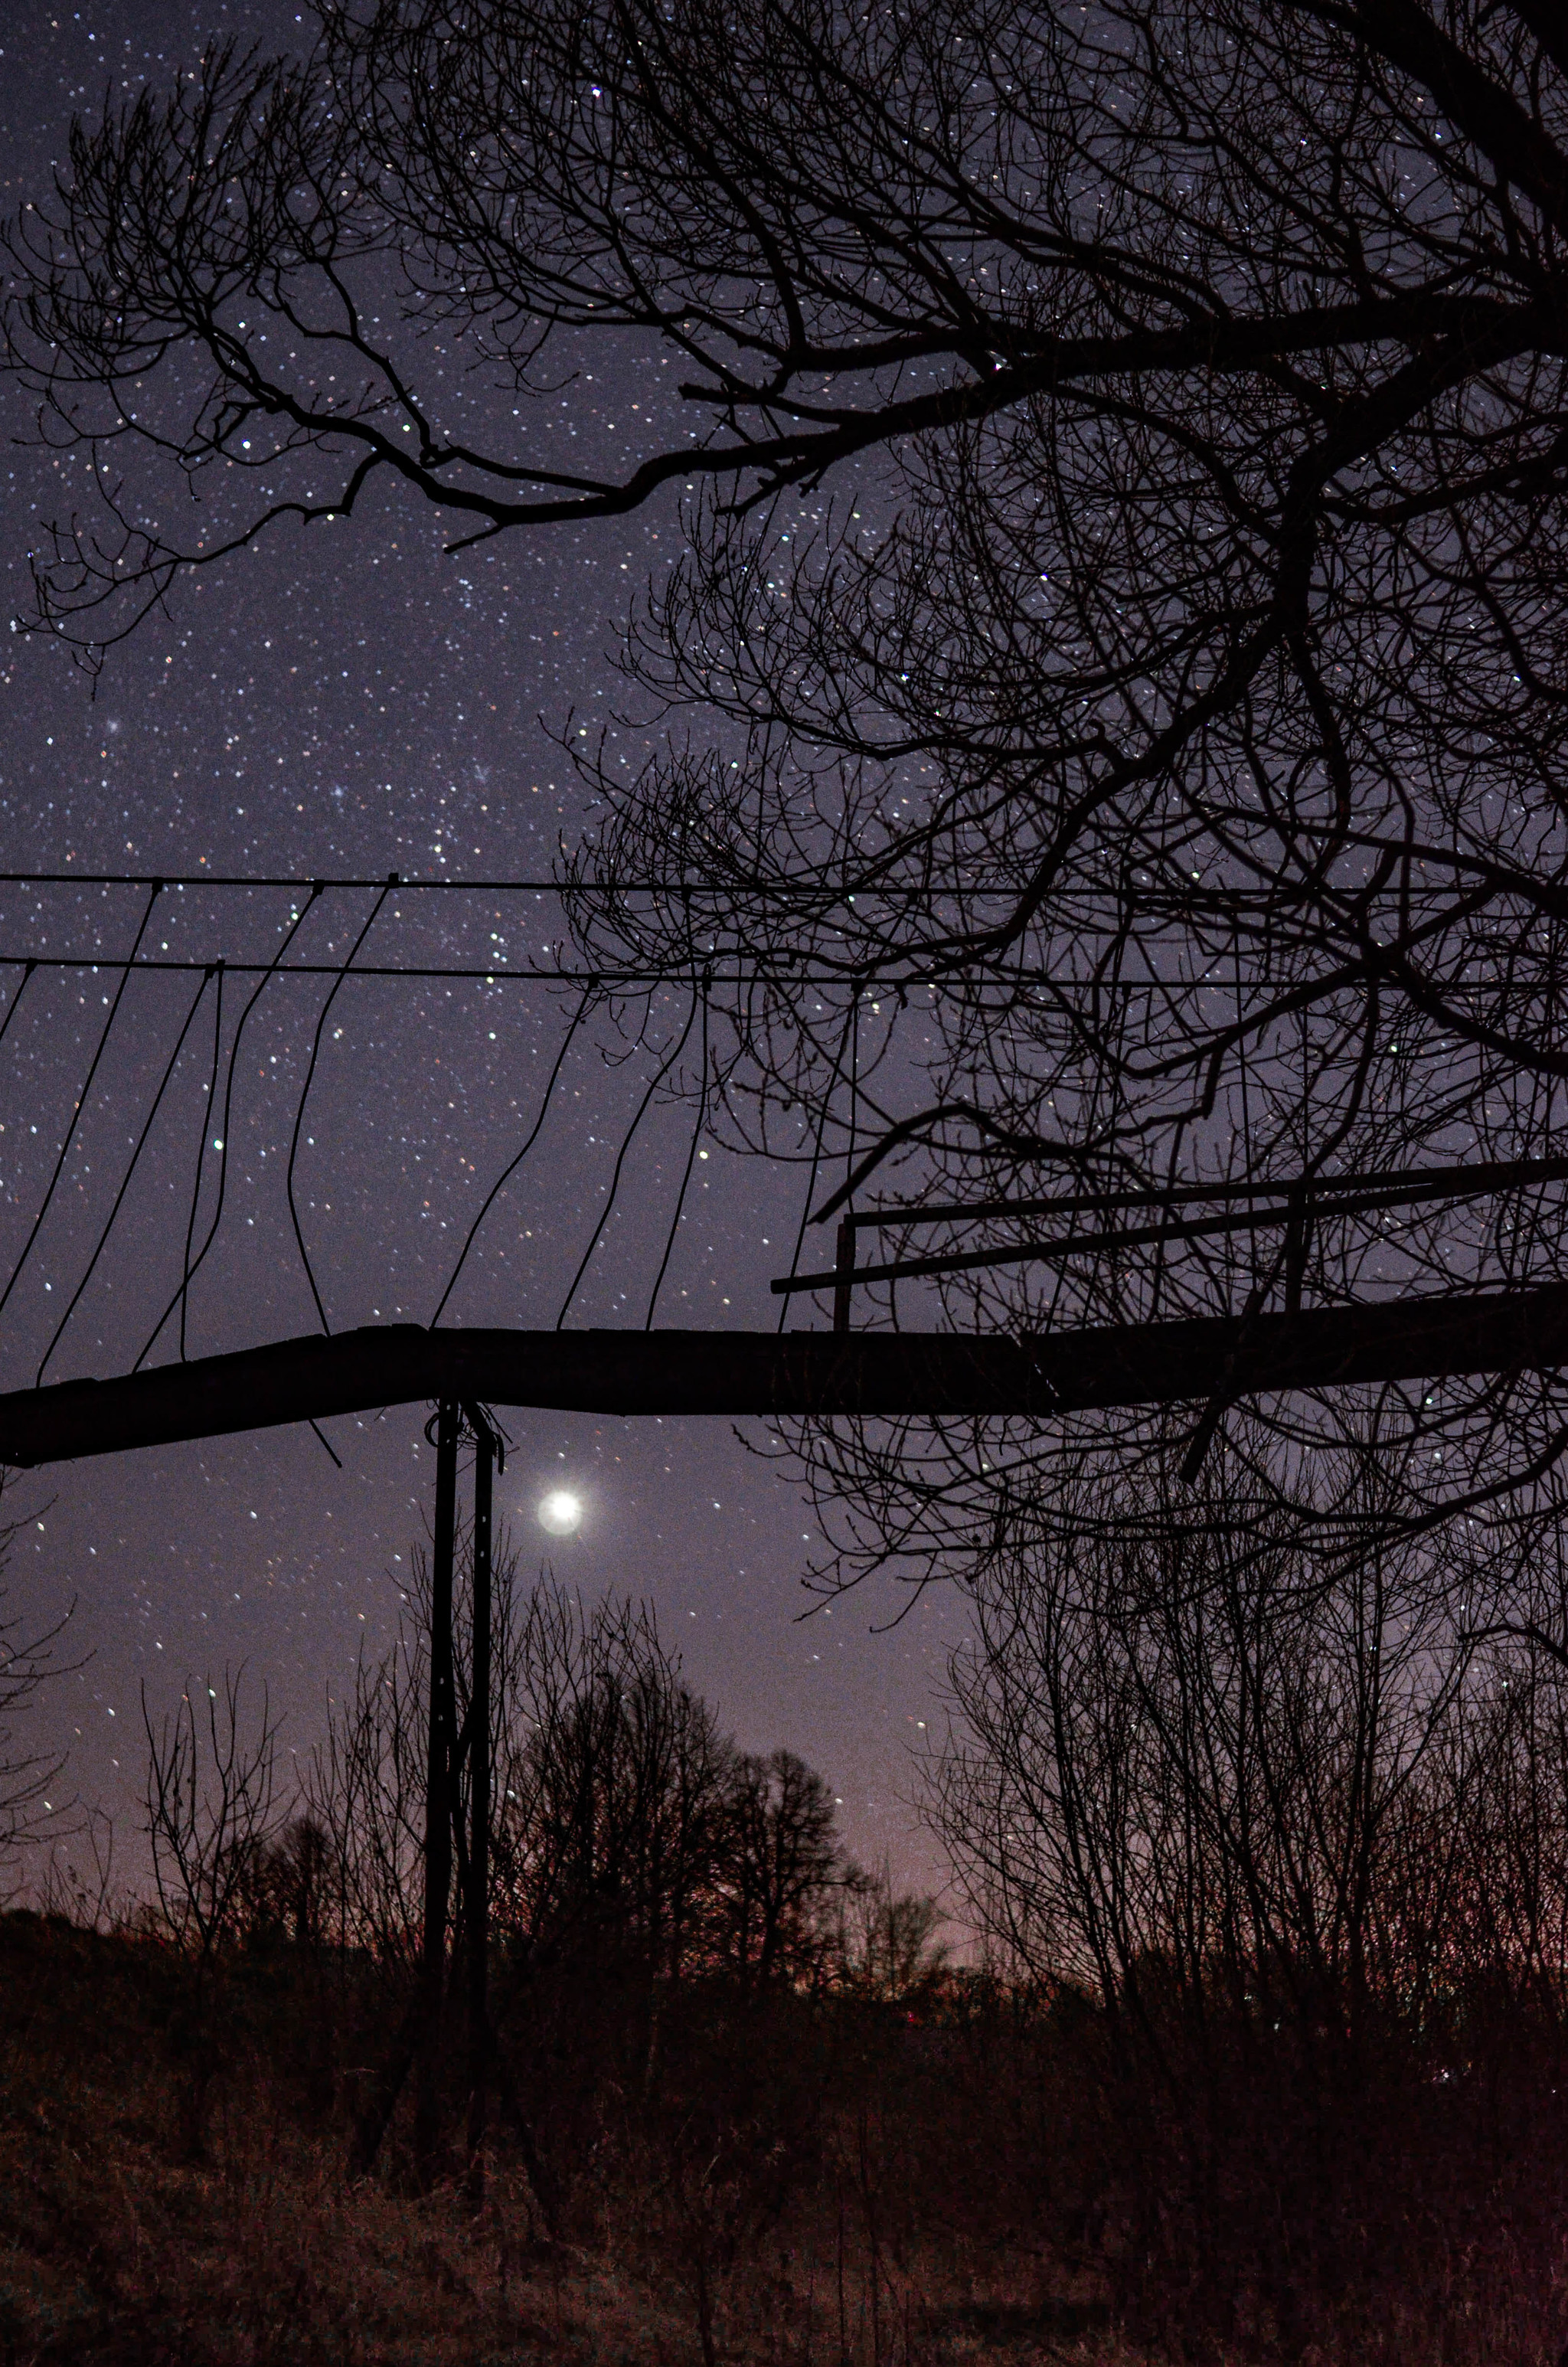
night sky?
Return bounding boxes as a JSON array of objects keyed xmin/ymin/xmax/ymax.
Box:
[{"xmin": 0, "ymin": 1, "xmax": 958, "ymax": 1901}]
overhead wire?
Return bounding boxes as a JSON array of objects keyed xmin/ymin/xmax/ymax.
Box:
[
  {"xmin": 555, "ymin": 989, "xmax": 702, "ymax": 1330},
  {"xmin": 0, "ymin": 866, "xmax": 1024, "ymax": 897},
  {"xmin": 136, "ymin": 887, "xmax": 324, "ymax": 1369},
  {"xmin": 0, "ymin": 881, "xmax": 162, "ymax": 1331},
  {"xmin": 776, "ymin": 1002, "xmax": 858, "ymax": 1334},
  {"xmin": 0, "ymin": 869, "xmax": 1149, "ymax": 1367},
  {"xmin": 847, "ymin": 989, "xmax": 861, "ymax": 1200},
  {"xmin": 178, "ymin": 962, "xmax": 226, "ymax": 1362},
  {"xmin": 0, "ymin": 950, "xmax": 1037, "ymax": 991},
  {"xmin": 286, "ymin": 877, "xmax": 398, "ymax": 1334},
  {"xmin": 430, "ymin": 984, "xmax": 594, "ymax": 1326},
  {"xmin": 35, "ymin": 963, "xmax": 215, "ymax": 1386},
  {"xmin": 0, "ymin": 960, "xmax": 37, "ymax": 1050},
  {"xmin": 645, "ymin": 979, "xmax": 710, "ymax": 1329}
]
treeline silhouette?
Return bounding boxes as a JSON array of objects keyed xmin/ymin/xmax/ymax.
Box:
[
  {"xmin": 150, "ymin": 1568, "xmax": 946, "ymax": 2016},
  {"xmin": 16, "ymin": 1516, "xmax": 1568, "ymax": 2360},
  {"xmin": 106, "ymin": 1561, "xmax": 974, "ymax": 2357}
]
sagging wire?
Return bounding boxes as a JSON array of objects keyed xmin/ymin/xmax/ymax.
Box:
[
  {"xmin": 776, "ymin": 999, "xmax": 858, "ymax": 1334},
  {"xmin": 286, "ymin": 877, "xmax": 397, "ymax": 1335},
  {"xmin": 0, "ymin": 864, "xmax": 1027, "ymax": 898},
  {"xmin": 848, "ymin": 987, "xmax": 861, "ymax": 1208},
  {"xmin": 556, "ymin": 988, "xmax": 701, "ymax": 1331},
  {"xmin": 645, "ymin": 979, "xmax": 710, "ymax": 1329},
  {"xmin": 136, "ymin": 886, "xmax": 324, "ymax": 1369},
  {"xmin": 0, "ymin": 960, "xmax": 37, "ymax": 1050},
  {"xmin": 179, "ymin": 963, "xmax": 225, "ymax": 1362},
  {"xmin": 0, "ymin": 944, "xmax": 1086, "ymax": 994},
  {"xmin": 0, "ymin": 881, "xmax": 162, "ymax": 1332},
  {"xmin": 36, "ymin": 964, "xmax": 215, "ymax": 1386},
  {"xmin": 430, "ymin": 985, "xmax": 593, "ymax": 1328}
]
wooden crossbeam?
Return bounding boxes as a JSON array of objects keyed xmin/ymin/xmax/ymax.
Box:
[{"xmin": 2, "ymin": 1282, "xmax": 1567, "ymax": 1468}]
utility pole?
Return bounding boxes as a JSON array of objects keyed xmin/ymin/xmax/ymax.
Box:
[
  {"xmin": 463, "ymin": 1404, "xmax": 496, "ymax": 2206},
  {"xmin": 415, "ymin": 1396, "xmax": 459, "ymax": 2188},
  {"xmin": 832, "ymin": 1215, "xmax": 855, "ymax": 1333}
]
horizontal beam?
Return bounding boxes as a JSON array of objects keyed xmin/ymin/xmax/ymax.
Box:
[
  {"xmin": 788, "ymin": 1156, "xmax": 1568, "ymax": 1294},
  {"xmin": 835, "ymin": 1150, "xmax": 1568, "ymax": 1233},
  {"xmin": 2, "ymin": 1283, "xmax": 1567, "ymax": 1467}
]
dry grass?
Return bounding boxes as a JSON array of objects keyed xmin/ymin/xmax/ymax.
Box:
[
  {"xmin": 0, "ymin": 1910, "xmax": 1116, "ymax": 2367},
  {"xmin": 7, "ymin": 1909, "xmax": 1566, "ymax": 2366}
]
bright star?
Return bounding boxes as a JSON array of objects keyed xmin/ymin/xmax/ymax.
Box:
[{"xmin": 537, "ymin": 1489, "xmax": 583, "ymax": 1535}]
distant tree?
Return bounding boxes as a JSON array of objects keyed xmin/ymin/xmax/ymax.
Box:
[
  {"xmin": 492, "ymin": 1584, "xmax": 733, "ymax": 1981},
  {"xmin": 305, "ymin": 1600, "xmax": 431, "ymax": 1974},
  {"xmin": 234, "ymin": 1813, "xmax": 332, "ymax": 1951},
  {"xmin": 309, "ymin": 1557, "xmax": 852, "ymax": 1997},
  {"xmin": 924, "ymin": 1437, "xmax": 1514, "ymax": 2033},
  {"xmin": 142, "ymin": 1666, "xmax": 283, "ymax": 1963},
  {"xmin": 0, "ymin": 1535, "xmax": 77, "ymax": 1865},
  {"xmin": 835, "ymin": 1863, "xmax": 951, "ymax": 2009},
  {"xmin": 715, "ymin": 1749, "xmax": 844, "ymax": 1990}
]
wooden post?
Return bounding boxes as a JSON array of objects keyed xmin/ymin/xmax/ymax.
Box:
[
  {"xmin": 464, "ymin": 1410, "xmax": 494, "ymax": 2207},
  {"xmin": 833, "ymin": 1215, "xmax": 855, "ymax": 1334},
  {"xmin": 415, "ymin": 1396, "xmax": 459, "ymax": 2187}
]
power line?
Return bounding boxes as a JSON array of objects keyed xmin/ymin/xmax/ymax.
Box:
[
  {"xmin": 777, "ymin": 1004, "xmax": 859, "ymax": 1336},
  {"xmin": 0, "ymin": 868, "xmax": 1030, "ymax": 897},
  {"xmin": 645, "ymin": 986, "xmax": 710, "ymax": 1330},
  {"xmin": 136, "ymin": 891, "xmax": 323, "ymax": 1370},
  {"xmin": 554, "ymin": 990, "xmax": 703, "ymax": 1330},
  {"xmin": 0, "ymin": 960, "xmax": 37, "ymax": 1048},
  {"xmin": 0, "ymin": 950, "xmax": 1059, "ymax": 989},
  {"xmin": 178, "ymin": 963, "xmax": 225, "ymax": 1362}
]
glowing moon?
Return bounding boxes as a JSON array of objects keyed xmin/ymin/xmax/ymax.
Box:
[{"xmin": 537, "ymin": 1488, "xmax": 583, "ymax": 1536}]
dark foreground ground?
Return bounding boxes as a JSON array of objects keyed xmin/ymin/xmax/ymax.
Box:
[
  {"xmin": 0, "ymin": 1910, "xmax": 1115, "ymax": 2367},
  {"xmin": 3, "ymin": 1908, "xmax": 1566, "ymax": 2365}
]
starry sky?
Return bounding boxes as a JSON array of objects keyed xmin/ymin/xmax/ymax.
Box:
[{"xmin": 0, "ymin": 0, "xmax": 959, "ymax": 1903}]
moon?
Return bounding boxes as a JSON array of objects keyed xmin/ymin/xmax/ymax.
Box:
[{"xmin": 537, "ymin": 1488, "xmax": 583, "ymax": 1536}]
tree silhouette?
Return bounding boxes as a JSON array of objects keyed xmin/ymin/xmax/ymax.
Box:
[{"xmin": 16, "ymin": 2, "xmax": 1568, "ymax": 1542}]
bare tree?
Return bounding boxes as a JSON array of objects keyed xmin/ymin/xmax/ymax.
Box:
[
  {"xmin": 0, "ymin": 1486, "xmax": 77, "ymax": 1874},
  {"xmin": 142, "ymin": 1666, "xmax": 283, "ymax": 1962},
  {"xmin": 831, "ymin": 1861, "xmax": 951, "ymax": 2008},
  {"xmin": 13, "ymin": 2, "xmax": 1568, "ymax": 1564},
  {"xmin": 1377, "ymin": 1639, "xmax": 1568, "ymax": 2007},
  {"xmin": 231, "ymin": 1813, "xmax": 334, "ymax": 1950},
  {"xmin": 0, "ymin": 1602, "xmax": 76, "ymax": 1871},
  {"xmin": 929, "ymin": 1466, "xmax": 1568, "ymax": 2345},
  {"xmin": 325, "ymin": 1545, "xmax": 742, "ymax": 2186},
  {"xmin": 714, "ymin": 1748, "xmax": 845, "ymax": 1991},
  {"xmin": 492, "ymin": 1583, "xmax": 733, "ymax": 1983},
  {"xmin": 35, "ymin": 1809, "xmax": 119, "ymax": 1931},
  {"xmin": 926, "ymin": 1432, "xmax": 1485, "ymax": 2033},
  {"xmin": 305, "ymin": 1613, "xmax": 430, "ymax": 1973}
]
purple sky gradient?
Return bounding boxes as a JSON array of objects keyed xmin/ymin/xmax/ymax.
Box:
[{"xmin": 0, "ymin": 1, "xmax": 963, "ymax": 1908}]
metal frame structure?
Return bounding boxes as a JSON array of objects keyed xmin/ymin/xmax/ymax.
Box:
[{"xmin": 777, "ymin": 1150, "xmax": 1568, "ymax": 1329}]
